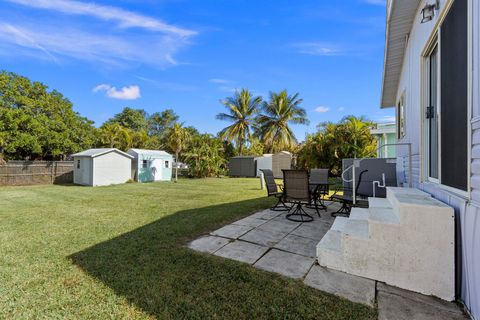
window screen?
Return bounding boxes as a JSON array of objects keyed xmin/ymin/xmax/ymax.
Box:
[{"xmin": 440, "ymin": 0, "xmax": 468, "ymax": 191}]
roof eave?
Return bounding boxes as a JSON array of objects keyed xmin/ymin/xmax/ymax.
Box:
[{"xmin": 380, "ymin": 0, "xmax": 420, "ymax": 109}]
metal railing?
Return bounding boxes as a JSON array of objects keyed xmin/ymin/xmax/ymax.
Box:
[{"xmin": 341, "ymin": 143, "xmax": 412, "ymax": 205}]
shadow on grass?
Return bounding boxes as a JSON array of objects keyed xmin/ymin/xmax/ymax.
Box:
[{"xmin": 70, "ymin": 198, "xmax": 376, "ymax": 319}]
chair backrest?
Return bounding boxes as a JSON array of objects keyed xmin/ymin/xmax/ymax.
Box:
[
  {"xmin": 309, "ymin": 169, "xmax": 329, "ymax": 185},
  {"xmin": 260, "ymin": 169, "xmax": 278, "ymax": 195},
  {"xmin": 282, "ymin": 169, "xmax": 310, "ymax": 202}
]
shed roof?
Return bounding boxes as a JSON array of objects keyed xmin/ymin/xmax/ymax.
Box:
[
  {"xmin": 128, "ymin": 149, "xmax": 172, "ymax": 157},
  {"xmin": 71, "ymin": 148, "xmax": 133, "ymax": 159},
  {"xmin": 381, "ymin": 0, "xmax": 420, "ymax": 108}
]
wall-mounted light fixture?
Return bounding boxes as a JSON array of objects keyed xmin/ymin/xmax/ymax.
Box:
[{"xmin": 421, "ymin": 0, "xmax": 440, "ymax": 23}]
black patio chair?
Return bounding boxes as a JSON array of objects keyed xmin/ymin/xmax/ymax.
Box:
[
  {"xmin": 282, "ymin": 169, "xmax": 320, "ymax": 222},
  {"xmin": 308, "ymin": 168, "xmax": 329, "ymax": 211},
  {"xmin": 330, "ymin": 169, "xmax": 369, "ymax": 217},
  {"xmin": 260, "ymin": 169, "xmax": 290, "ymax": 211}
]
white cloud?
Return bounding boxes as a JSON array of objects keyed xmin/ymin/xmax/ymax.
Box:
[
  {"xmin": 0, "ymin": 22, "xmax": 188, "ymax": 67},
  {"xmin": 315, "ymin": 106, "xmax": 330, "ymax": 113},
  {"xmin": 0, "ymin": 24, "xmax": 58, "ymax": 63},
  {"xmin": 294, "ymin": 42, "xmax": 341, "ymax": 56},
  {"xmin": 93, "ymin": 84, "xmax": 141, "ymax": 100},
  {"xmin": 6, "ymin": 0, "xmax": 196, "ymax": 37},
  {"xmin": 338, "ymin": 107, "xmax": 345, "ymax": 112},
  {"xmin": 0, "ymin": 0, "xmax": 197, "ymax": 67}
]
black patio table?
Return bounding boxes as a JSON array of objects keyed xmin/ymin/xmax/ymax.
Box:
[{"xmin": 308, "ymin": 182, "xmax": 334, "ymax": 211}]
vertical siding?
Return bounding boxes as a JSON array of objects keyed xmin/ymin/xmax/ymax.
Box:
[{"xmin": 466, "ymin": 2, "xmax": 480, "ymax": 317}]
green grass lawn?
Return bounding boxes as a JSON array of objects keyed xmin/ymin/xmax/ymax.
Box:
[{"xmin": 0, "ymin": 178, "xmax": 376, "ymax": 319}]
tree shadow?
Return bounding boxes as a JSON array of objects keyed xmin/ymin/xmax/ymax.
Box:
[{"xmin": 69, "ymin": 198, "xmax": 375, "ymax": 319}]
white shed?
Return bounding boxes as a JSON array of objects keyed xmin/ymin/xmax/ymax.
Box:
[
  {"xmin": 71, "ymin": 148, "xmax": 133, "ymax": 186},
  {"xmin": 255, "ymin": 154, "xmax": 273, "ymax": 177}
]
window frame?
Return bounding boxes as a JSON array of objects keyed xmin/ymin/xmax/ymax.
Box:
[{"xmin": 425, "ymin": 42, "xmax": 440, "ymax": 184}]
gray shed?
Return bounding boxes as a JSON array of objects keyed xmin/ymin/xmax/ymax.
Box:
[
  {"xmin": 71, "ymin": 148, "xmax": 133, "ymax": 186},
  {"xmin": 272, "ymin": 151, "xmax": 292, "ymax": 178},
  {"xmin": 228, "ymin": 156, "xmax": 256, "ymax": 177}
]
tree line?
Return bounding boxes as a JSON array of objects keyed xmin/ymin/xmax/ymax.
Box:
[{"xmin": 0, "ymin": 71, "xmax": 377, "ymax": 177}]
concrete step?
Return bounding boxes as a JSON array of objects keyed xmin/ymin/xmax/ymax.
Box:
[
  {"xmin": 349, "ymin": 208, "xmax": 370, "ymax": 220},
  {"xmin": 386, "ymin": 187, "xmax": 431, "ymax": 208},
  {"xmin": 318, "ymin": 229, "xmax": 342, "ymax": 253},
  {"xmin": 317, "ymin": 230, "xmax": 344, "ymax": 270},
  {"xmin": 342, "ymin": 219, "xmax": 369, "ymax": 240},
  {"xmin": 331, "ymin": 217, "xmax": 349, "ymax": 231},
  {"xmin": 331, "ymin": 216, "xmax": 369, "ymax": 240},
  {"xmin": 368, "ymin": 207, "xmax": 400, "ymax": 225},
  {"xmin": 368, "ymin": 197, "xmax": 392, "ymax": 209}
]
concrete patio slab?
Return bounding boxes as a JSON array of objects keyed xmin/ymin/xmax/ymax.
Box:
[
  {"xmin": 291, "ymin": 222, "xmax": 332, "ymax": 241},
  {"xmin": 232, "ymin": 216, "xmax": 267, "ymax": 228},
  {"xmin": 274, "ymin": 234, "xmax": 318, "ymax": 257},
  {"xmin": 377, "ymin": 283, "xmax": 468, "ymax": 320},
  {"xmin": 239, "ymin": 227, "xmax": 288, "ymax": 247},
  {"xmin": 304, "ymin": 265, "xmax": 376, "ymax": 307},
  {"xmin": 249, "ymin": 209, "xmax": 283, "ymax": 220},
  {"xmin": 257, "ymin": 220, "xmax": 300, "ymax": 234},
  {"xmin": 254, "ymin": 249, "xmax": 315, "ymax": 279},
  {"xmin": 188, "ymin": 235, "xmax": 230, "ymax": 254},
  {"xmin": 211, "ymin": 224, "xmax": 252, "ymax": 239},
  {"xmin": 214, "ymin": 240, "xmax": 269, "ymax": 264}
]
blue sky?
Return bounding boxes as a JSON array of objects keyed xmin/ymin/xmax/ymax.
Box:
[{"xmin": 0, "ymin": 0, "xmax": 394, "ymax": 141}]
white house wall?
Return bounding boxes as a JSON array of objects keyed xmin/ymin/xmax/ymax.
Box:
[
  {"xmin": 92, "ymin": 152, "xmax": 132, "ymax": 186},
  {"xmin": 395, "ymin": 1, "xmax": 480, "ymax": 318}
]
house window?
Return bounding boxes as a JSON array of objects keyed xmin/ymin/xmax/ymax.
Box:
[
  {"xmin": 77, "ymin": 160, "xmax": 80, "ymax": 169},
  {"xmin": 422, "ymin": 0, "xmax": 468, "ymax": 191},
  {"xmin": 142, "ymin": 160, "xmax": 148, "ymax": 168},
  {"xmin": 165, "ymin": 161, "xmax": 169, "ymax": 168},
  {"xmin": 397, "ymin": 92, "xmax": 406, "ymax": 139}
]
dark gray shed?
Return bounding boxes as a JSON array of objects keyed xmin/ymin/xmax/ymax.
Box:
[{"xmin": 228, "ymin": 156, "xmax": 256, "ymax": 177}]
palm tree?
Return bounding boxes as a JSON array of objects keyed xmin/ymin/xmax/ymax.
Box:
[
  {"xmin": 216, "ymin": 89, "xmax": 262, "ymax": 155},
  {"xmin": 336, "ymin": 116, "xmax": 376, "ymax": 158},
  {"xmin": 256, "ymin": 90, "xmax": 309, "ymax": 152},
  {"xmin": 99, "ymin": 123, "xmax": 130, "ymax": 150},
  {"xmin": 167, "ymin": 123, "xmax": 191, "ymax": 182}
]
